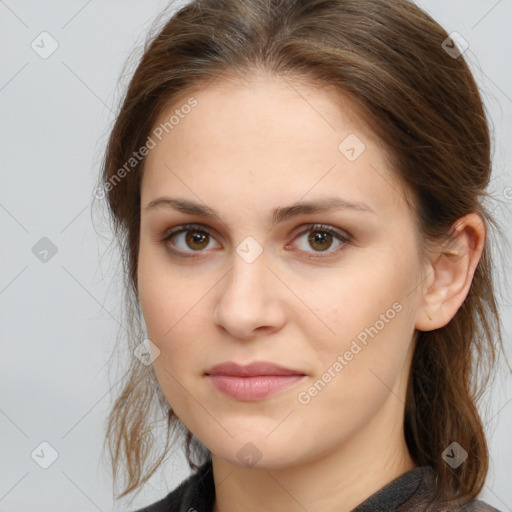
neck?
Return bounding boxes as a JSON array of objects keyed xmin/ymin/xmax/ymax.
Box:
[{"xmin": 211, "ymin": 407, "xmax": 416, "ymax": 512}]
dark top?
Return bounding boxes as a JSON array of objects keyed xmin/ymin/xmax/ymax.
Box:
[{"xmin": 133, "ymin": 460, "xmax": 501, "ymax": 512}]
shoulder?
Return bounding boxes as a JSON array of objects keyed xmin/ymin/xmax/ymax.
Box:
[
  {"xmin": 403, "ymin": 467, "xmax": 502, "ymax": 512},
  {"xmin": 131, "ymin": 460, "xmax": 214, "ymax": 512},
  {"xmin": 456, "ymin": 499, "xmax": 502, "ymax": 511},
  {"xmin": 424, "ymin": 498, "xmax": 502, "ymax": 511},
  {"xmin": 130, "ymin": 480, "xmax": 188, "ymax": 512}
]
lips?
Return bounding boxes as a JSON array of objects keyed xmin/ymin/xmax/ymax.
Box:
[
  {"xmin": 205, "ymin": 361, "xmax": 307, "ymax": 401},
  {"xmin": 205, "ymin": 361, "xmax": 306, "ymax": 377}
]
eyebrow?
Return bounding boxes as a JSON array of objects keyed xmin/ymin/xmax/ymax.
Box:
[{"xmin": 143, "ymin": 195, "xmax": 376, "ymax": 225}]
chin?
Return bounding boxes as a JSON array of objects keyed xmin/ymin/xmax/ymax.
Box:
[{"xmin": 205, "ymin": 434, "xmax": 306, "ymax": 471}]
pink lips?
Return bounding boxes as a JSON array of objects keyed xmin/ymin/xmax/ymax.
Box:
[{"xmin": 205, "ymin": 361, "xmax": 307, "ymax": 401}]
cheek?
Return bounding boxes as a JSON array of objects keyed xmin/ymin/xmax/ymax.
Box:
[
  {"xmin": 311, "ymin": 265, "xmax": 408, "ymax": 339},
  {"xmin": 292, "ymin": 283, "xmax": 415, "ymax": 443},
  {"xmin": 137, "ymin": 247, "xmax": 215, "ymax": 375},
  {"xmin": 308, "ymin": 251, "xmax": 419, "ymax": 383},
  {"xmin": 137, "ymin": 243, "xmax": 195, "ymax": 338}
]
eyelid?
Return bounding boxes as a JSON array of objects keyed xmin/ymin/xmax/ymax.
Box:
[
  {"xmin": 160, "ymin": 222, "xmax": 352, "ymax": 258},
  {"xmin": 288, "ymin": 223, "xmax": 352, "ymax": 257},
  {"xmin": 160, "ymin": 223, "xmax": 221, "ymax": 254}
]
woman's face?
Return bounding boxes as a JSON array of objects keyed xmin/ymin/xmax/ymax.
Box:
[{"xmin": 137, "ymin": 73, "xmax": 427, "ymax": 470}]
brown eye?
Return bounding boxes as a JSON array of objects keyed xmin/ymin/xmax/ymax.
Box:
[
  {"xmin": 161, "ymin": 223, "xmax": 351, "ymax": 259},
  {"xmin": 292, "ymin": 224, "xmax": 351, "ymax": 257},
  {"xmin": 307, "ymin": 230, "xmax": 334, "ymax": 252},
  {"xmin": 161, "ymin": 224, "xmax": 220, "ymax": 255},
  {"xmin": 185, "ymin": 230, "xmax": 210, "ymax": 250}
]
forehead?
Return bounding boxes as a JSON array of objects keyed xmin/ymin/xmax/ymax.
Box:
[
  {"xmin": 150, "ymin": 72, "xmax": 376, "ymax": 156},
  {"xmin": 141, "ymin": 73, "xmax": 410, "ymax": 219}
]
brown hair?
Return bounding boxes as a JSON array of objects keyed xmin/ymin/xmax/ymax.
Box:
[{"xmin": 97, "ymin": 0, "xmax": 507, "ymax": 508}]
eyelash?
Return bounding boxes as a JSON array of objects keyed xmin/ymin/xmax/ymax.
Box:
[{"xmin": 159, "ymin": 223, "xmax": 352, "ymax": 260}]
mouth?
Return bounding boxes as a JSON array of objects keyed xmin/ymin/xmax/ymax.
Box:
[{"xmin": 205, "ymin": 361, "xmax": 307, "ymax": 401}]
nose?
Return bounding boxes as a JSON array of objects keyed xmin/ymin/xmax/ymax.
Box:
[{"xmin": 212, "ymin": 251, "xmax": 287, "ymax": 340}]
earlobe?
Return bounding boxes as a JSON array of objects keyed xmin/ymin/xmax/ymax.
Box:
[{"xmin": 415, "ymin": 213, "xmax": 486, "ymax": 332}]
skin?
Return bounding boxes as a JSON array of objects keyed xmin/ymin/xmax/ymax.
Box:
[{"xmin": 137, "ymin": 71, "xmax": 485, "ymax": 512}]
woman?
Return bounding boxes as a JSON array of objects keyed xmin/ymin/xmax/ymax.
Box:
[{"xmin": 98, "ymin": 0, "xmax": 506, "ymax": 510}]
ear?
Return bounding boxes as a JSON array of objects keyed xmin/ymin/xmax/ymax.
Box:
[{"xmin": 415, "ymin": 213, "xmax": 486, "ymax": 332}]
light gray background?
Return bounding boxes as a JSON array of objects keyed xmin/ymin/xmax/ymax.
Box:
[{"xmin": 1, "ymin": 1, "xmax": 511, "ymax": 511}]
